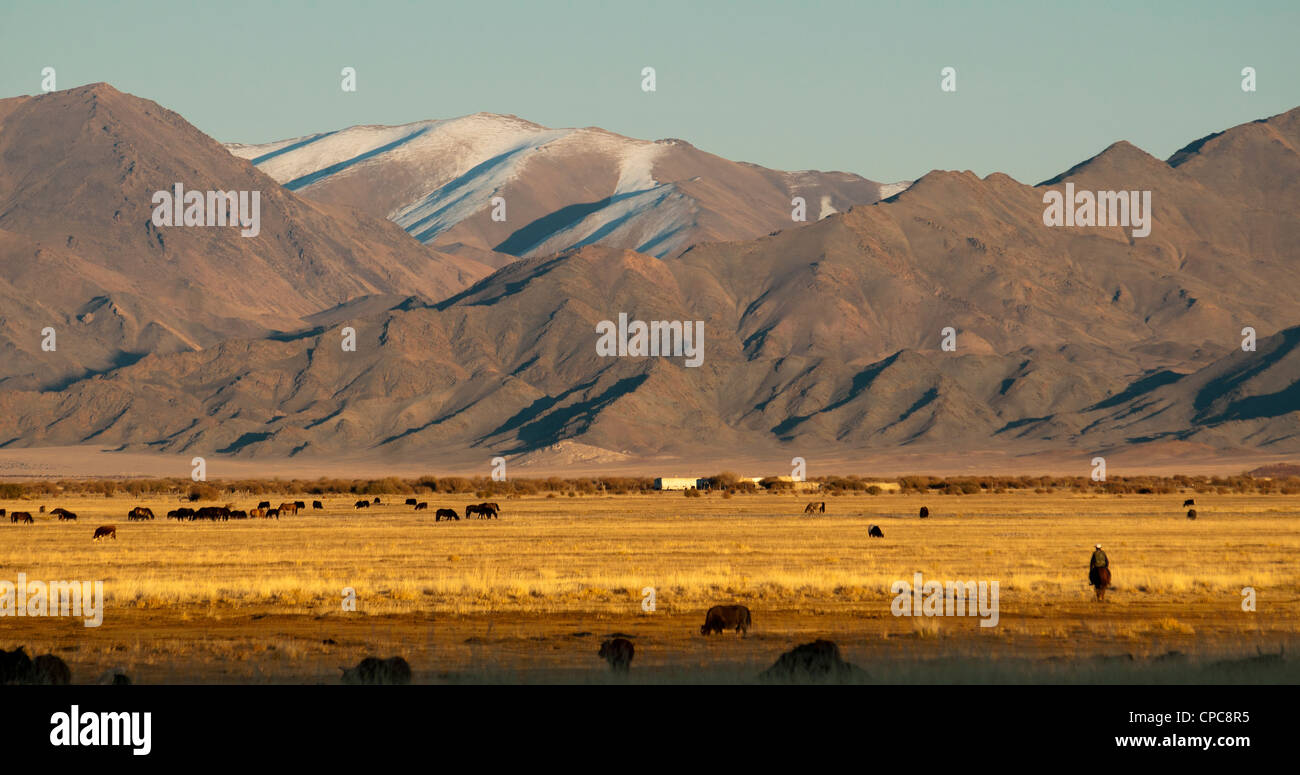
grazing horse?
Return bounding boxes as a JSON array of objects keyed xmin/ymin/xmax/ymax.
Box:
[
  {"xmin": 435, "ymin": 508, "xmax": 459, "ymax": 522},
  {"xmin": 249, "ymin": 508, "xmax": 266, "ymax": 519},
  {"xmin": 93, "ymin": 525, "xmax": 117, "ymax": 541},
  {"xmin": 478, "ymin": 502, "xmax": 499, "ymax": 519},
  {"xmin": 803, "ymin": 501, "xmax": 825, "ymax": 514},
  {"xmin": 414, "ymin": 502, "xmax": 429, "ymax": 511},
  {"xmin": 11, "ymin": 512, "xmax": 34, "ymax": 524},
  {"xmin": 265, "ymin": 509, "xmax": 280, "ymax": 520},
  {"xmin": 465, "ymin": 503, "xmax": 487, "ymax": 519},
  {"xmin": 128, "ymin": 506, "xmax": 155, "ymax": 521},
  {"xmin": 278, "ymin": 502, "xmax": 298, "ymax": 516},
  {"xmin": 293, "ymin": 501, "xmax": 306, "ymax": 510},
  {"xmin": 257, "ymin": 501, "xmax": 271, "ymax": 510},
  {"xmin": 57, "ymin": 511, "xmax": 78, "ymax": 521},
  {"xmin": 354, "ymin": 500, "xmax": 370, "ymax": 510}
]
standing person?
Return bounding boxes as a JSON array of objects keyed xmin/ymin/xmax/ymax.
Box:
[{"xmin": 1089, "ymin": 544, "xmax": 1111, "ymax": 602}]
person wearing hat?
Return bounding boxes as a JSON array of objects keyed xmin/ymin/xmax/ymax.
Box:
[{"xmin": 1088, "ymin": 544, "xmax": 1111, "ymax": 602}]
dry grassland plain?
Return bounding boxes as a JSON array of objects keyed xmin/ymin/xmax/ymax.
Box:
[{"xmin": 1, "ymin": 490, "xmax": 1296, "ymax": 684}]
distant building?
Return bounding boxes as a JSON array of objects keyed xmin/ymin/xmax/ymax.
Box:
[{"xmin": 655, "ymin": 477, "xmax": 704, "ymax": 491}]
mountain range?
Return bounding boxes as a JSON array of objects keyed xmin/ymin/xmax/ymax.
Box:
[{"xmin": 0, "ymin": 82, "xmax": 1296, "ymax": 471}]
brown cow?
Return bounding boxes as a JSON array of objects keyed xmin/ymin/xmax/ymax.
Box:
[
  {"xmin": 93, "ymin": 525, "xmax": 117, "ymax": 541},
  {"xmin": 701, "ymin": 604, "xmax": 752, "ymax": 636},
  {"xmin": 11, "ymin": 512, "xmax": 33, "ymax": 524},
  {"xmin": 598, "ymin": 638, "xmax": 635, "ymax": 673}
]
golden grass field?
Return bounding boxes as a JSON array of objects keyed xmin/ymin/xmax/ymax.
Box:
[{"xmin": 1, "ymin": 490, "xmax": 1297, "ymax": 683}]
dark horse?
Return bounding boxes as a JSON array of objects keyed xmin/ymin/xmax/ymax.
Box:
[{"xmin": 1089, "ymin": 566, "xmax": 1111, "ymax": 602}]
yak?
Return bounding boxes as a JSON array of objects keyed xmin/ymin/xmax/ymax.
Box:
[
  {"xmin": 700, "ymin": 604, "xmax": 752, "ymax": 636},
  {"xmin": 598, "ymin": 638, "xmax": 635, "ymax": 672},
  {"xmin": 93, "ymin": 525, "xmax": 117, "ymax": 541},
  {"xmin": 868, "ymin": 524, "xmax": 884, "ymax": 538},
  {"xmin": 341, "ymin": 656, "xmax": 412, "ymax": 685}
]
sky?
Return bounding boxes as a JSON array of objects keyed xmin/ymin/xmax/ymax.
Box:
[{"xmin": 1, "ymin": 0, "xmax": 1297, "ymax": 184}]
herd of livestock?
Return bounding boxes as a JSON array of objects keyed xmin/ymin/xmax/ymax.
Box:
[{"xmin": 1, "ymin": 497, "xmax": 503, "ymax": 541}]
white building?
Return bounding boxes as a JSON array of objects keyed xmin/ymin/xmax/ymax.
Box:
[{"xmin": 654, "ymin": 477, "xmax": 704, "ymax": 490}]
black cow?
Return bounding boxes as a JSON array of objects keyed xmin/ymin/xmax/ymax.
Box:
[
  {"xmin": 340, "ymin": 656, "xmax": 412, "ymax": 685},
  {"xmin": 701, "ymin": 604, "xmax": 752, "ymax": 636},
  {"xmin": 919, "ymin": 506, "xmax": 930, "ymax": 519},
  {"xmin": 868, "ymin": 524, "xmax": 884, "ymax": 538},
  {"xmin": 435, "ymin": 508, "xmax": 459, "ymax": 522},
  {"xmin": 598, "ymin": 638, "xmax": 635, "ymax": 672}
]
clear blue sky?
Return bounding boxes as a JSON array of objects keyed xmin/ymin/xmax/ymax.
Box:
[{"xmin": 2, "ymin": 0, "xmax": 1297, "ymax": 184}]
